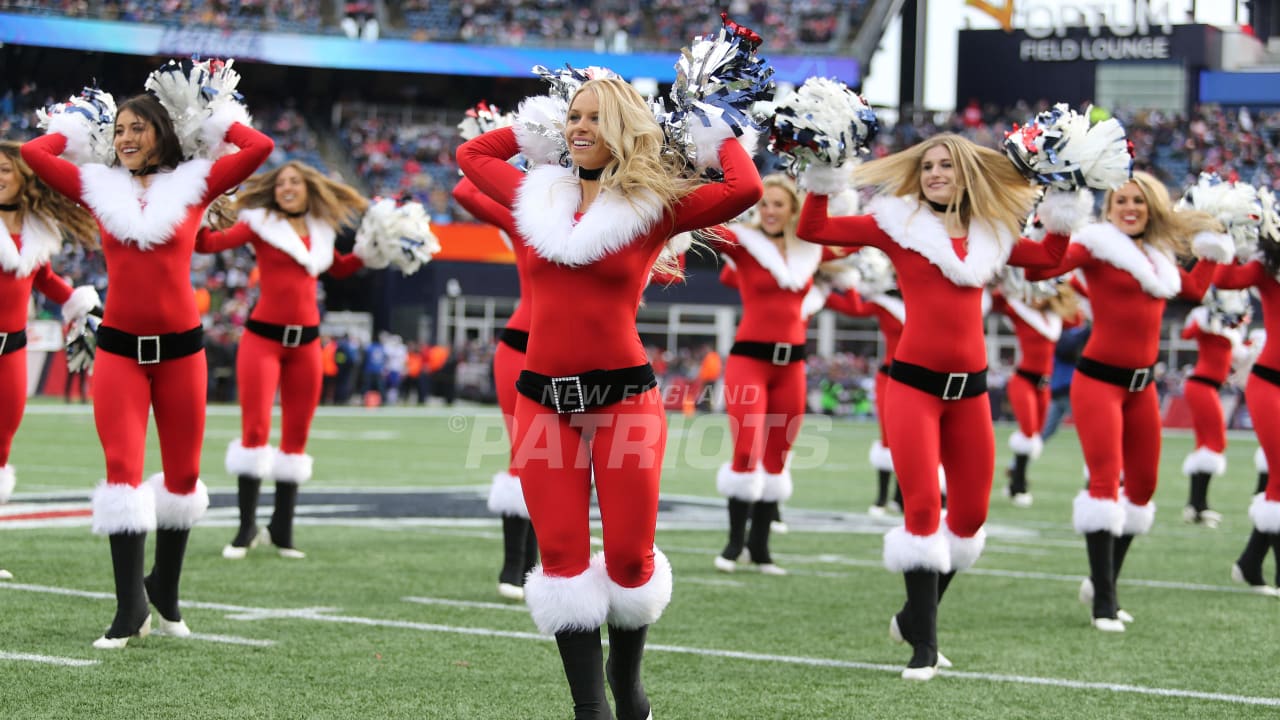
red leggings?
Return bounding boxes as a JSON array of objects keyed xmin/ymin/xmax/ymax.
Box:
[
  {"xmin": 1183, "ymin": 379, "xmax": 1226, "ymax": 453},
  {"xmin": 1247, "ymin": 374, "xmax": 1280, "ymax": 501},
  {"xmin": 493, "ymin": 339, "xmax": 525, "ymax": 475},
  {"xmin": 1007, "ymin": 372, "xmax": 1049, "ymax": 438},
  {"xmin": 884, "ymin": 379, "xmax": 993, "ymax": 537},
  {"xmin": 1071, "ymin": 372, "xmax": 1160, "ymax": 504},
  {"xmin": 723, "ymin": 355, "xmax": 806, "ymax": 474},
  {"xmin": 0, "ymin": 349, "xmax": 26, "ymax": 467},
  {"xmin": 93, "ymin": 350, "xmax": 206, "ymax": 492},
  {"xmin": 513, "ymin": 388, "xmax": 665, "ymax": 587},
  {"xmin": 874, "ymin": 369, "xmax": 889, "ymax": 447},
  {"xmin": 237, "ymin": 332, "xmax": 321, "ymax": 454}
]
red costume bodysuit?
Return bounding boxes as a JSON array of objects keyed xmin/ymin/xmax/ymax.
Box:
[
  {"xmin": 1179, "ymin": 306, "xmax": 1238, "ymax": 473},
  {"xmin": 993, "ymin": 294, "xmax": 1061, "ymax": 459},
  {"xmin": 825, "ymin": 287, "xmax": 904, "ymax": 478}
]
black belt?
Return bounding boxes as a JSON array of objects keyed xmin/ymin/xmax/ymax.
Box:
[
  {"xmin": 500, "ymin": 327, "xmax": 529, "ymax": 353},
  {"xmin": 1015, "ymin": 368, "xmax": 1050, "ymax": 390},
  {"xmin": 1186, "ymin": 374, "xmax": 1223, "ymax": 391},
  {"xmin": 0, "ymin": 329, "xmax": 28, "ymax": 356},
  {"xmin": 888, "ymin": 360, "xmax": 988, "ymax": 400},
  {"xmin": 1076, "ymin": 356, "xmax": 1154, "ymax": 393},
  {"xmin": 516, "ymin": 364, "xmax": 656, "ymax": 414},
  {"xmin": 1252, "ymin": 363, "xmax": 1280, "ymax": 388},
  {"xmin": 97, "ymin": 325, "xmax": 204, "ymax": 365},
  {"xmin": 246, "ymin": 319, "xmax": 319, "ymax": 348},
  {"xmin": 878, "ymin": 362, "xmax": 890, "ymax": 376},
  {"xmin": 730, "ymin": 341, "xmax": 806, "ymax": 365}
]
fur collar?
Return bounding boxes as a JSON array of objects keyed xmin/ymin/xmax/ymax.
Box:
[
  {"xmin": 0, "ymin": 214, "xmax": 62, "ymax": 277},
  {"xmin": 79, "ymin": 160, "xmax": 213, "ymax": 250},
  {"xmin": 867, "ymin": 195, "xmax": 1012, "ymax": 287},
  {"xmin": 1072, "ymin": 222, "xmax": 1180, "ymax": 298},
  {"xmin": 513, "ymin": 164, "xmax": 665, "ymax": 266},
  {"xmin": 1005, "ymin": 296, "xmax": 1063, "ymax": 341},
  {"xmin": 730, "ymin": 223, "xmax": 823, "ymax": 291},
  {"xmin": 238, "ymin": 208, "xmax": 336, "ymax": 277},
  {"xmin": 869, "ymin": 293, "xmax": 906, "ymax": 323}
]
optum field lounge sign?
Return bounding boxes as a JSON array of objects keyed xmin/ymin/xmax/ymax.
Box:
[{"xmin": 968, "ymin": 0, "xmax": 1175, "ymax": 63}]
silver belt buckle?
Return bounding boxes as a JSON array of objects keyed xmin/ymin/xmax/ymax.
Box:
[
  {"xmin": 0, "ymin": 332, "xmax": 7, "ymax": 354},
  {"xmin": 282, "ymin": 325, "xmax": 304, "ymax": 348},
  {"xmin": 137, "ymin": 335, "xmax": 161, "ymax": 365},
  {"xmin": 1128, "ymin": 368, "xmax": 1150, "ymax": 392},
  {"xmin": 550, "ymin": 375, "xmax": 586, "ymax": 414},
  {"xmin": 942, "ymin": 372, "xmax": 968, "ymax": 400},
  {"xmin": 771, "ymin": 343, "xmax": 792, "ymax": 366}
]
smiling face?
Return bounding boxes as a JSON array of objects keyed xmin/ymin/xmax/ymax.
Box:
[
  {"xmin": 274, "ymin": 166, "xmax": 309, "ymax": 215},
  {"xmin": 565, "ymin": 88, "xmax": 612, "ymax": 172},
  {"xmin": 757, "ymin": 184, "xmax": 795, "ymax": 237},
  {"xmin": 1107, "ymin": 181, "xmax": 1149, "ymax": 236},
  {"xmin": 113, "ymin": 108, "xmax": 158, "ymax": 172},
  {"xmin": 0, "ymin": 151, "xmax": 22, "ymax": 207},
  {"xmin": 919, "ymin": 144, "xmax": 959, "ymax": 207}
]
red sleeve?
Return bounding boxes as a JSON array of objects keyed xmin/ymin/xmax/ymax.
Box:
[
  {"xmin": 328, "ymin": 252, "xmax": 364, "ymax": 279},
  {"xmin": 1214, "ymin": 259, "xmax": 1267, "ymax": 289},
  {"xmin": 32, "ymin": 264, "xmax": 74, "ymax": 304},
  {"xmin": 670, "ymin": 140, "xmax": 763, "ymax": 235},
  {"xmin": 718, "ymin": 263, "xmax": 739, "ymax": 289},
  {"xmin": 1178, "ymin": 260, "xmax": 1218, "ymax": 301},
  {"xmin": 796, "ymin": 193, "xmax": 894, "ymax": 252},
  {"xmin": 195, "ymin": 222, "xmax": 255, "ymax": 253},
  {"xmin": 453, "ymin": 176, "xmax": 514, "ymax": 232},
  {"xmin": 20, "ymin": 133, "xmax": 85, "ymax": 204},
  {"xmin": 204, "ymin": 123, "xmax": 274, "ymax": 202},
  {"xmin": 989, "ymin": 293, "xmax": 1009, "ymax": 316},
  {"xmin": 456, "ymin": 127, "xmax": 523, "ymax": 209},
  {"xmin": 1181, "ymin": 321, "xmax": 1199, "ymax": 340},
  {"xmin": 650, "ymin": 252, "xmax": 686, "ymax": 286},
  {"xmin": 824, "ymin": 289, "xmax": 872, "ymax": 316},
  {"xmin": 1007, "ymin": 231, "xmax": 1069, "ymax": 269},
  {"xmin": 1024, "ymin": 242, "xmax": 1091, "ymax": 281}
]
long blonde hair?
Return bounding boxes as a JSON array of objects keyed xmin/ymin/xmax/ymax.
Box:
[
  {"xmin": 854, "ymin": 133, "xmax": 1039, "ymax": 241},
  {"xmin": 0, "ymin": 141, "xmax": 98, "ymax": 248},
  {"xmin": 218, "ymin": 161, "xmax": 368, "ymax": 230},
  {"xmin": 1102, "ymin": 171, "xmax": 1221, "ymax": 258}
]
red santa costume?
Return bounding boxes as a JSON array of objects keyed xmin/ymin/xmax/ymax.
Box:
[
  {"xmin": 453, "ymin": 177, "xmax": 539, "ymax": 600},
  {"xmin": 23, "ymin": 100, "xmax": 272, "ymax": 646}
]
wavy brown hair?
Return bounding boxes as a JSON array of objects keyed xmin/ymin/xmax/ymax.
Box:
[
  {"xmin": 219, "ymin": 161, "xmax": 368, "ymax": 230},
  {"xmin": 1102, "ymin": 171, "xmax": 1222, "ymax": 258},
  {"xmin": 0, "ymin": 141, "xmax": 98, "ymax": 248},
  {"xmin": 114, "ymin": 93, "xmax": 184, "ymax": 171}
]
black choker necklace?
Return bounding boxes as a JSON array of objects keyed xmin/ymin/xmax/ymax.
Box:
[
  {"xmin": 0, "ymin": 202, "xmax": 19, "ymax": 212},
  {"xmin": 577, "ymin": 166, "xmax": 604, "ymax": 181},
  {"xmin": 131, "ymin": 165, "xmax": 160, "ymax": 177},
  {"xmin": 284, "ymin": 208, "xmax": 308, "ymax": 219},
  {"xmin": 763, "ymin": 229, "xmax": 785, "ymax": 239},
  {"xmin": 926, "ymin": 199, "xmax": 950, "ymax": 213}
]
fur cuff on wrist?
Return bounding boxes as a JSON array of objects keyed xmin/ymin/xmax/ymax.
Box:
[
  {"xmin": 1037, "ymin": 188, "xmax": 1093, "ymax": 235},
  {"xmin": 60, "ymin": 286, "xmax": 100, "ymax": 325},
  {"xmin": 1192, "ymin": 231, "xmax": 1233, "ymax": 263},
  {"xmin": 797, "ymin": 163, "xmax": 849, "ymax": 195}
]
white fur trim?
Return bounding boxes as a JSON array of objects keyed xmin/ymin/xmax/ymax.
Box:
[
  {"xmin": 0, "ymin": 464, "xmax": 14, "ymax": 504},
  {"xmin": 797, "ymin": 163, "xmax": 850, "ymax": 195},
  {"xmin": 1072, "ymin": 491, "xmax": 1124, "ymax": 535},
  {"xmin": 79, "ymin": 160, "xmax": 214, "ymax": 250},
  {"xmin": 1071, "ymin": 223, "xmax": 1180, "ymax": 298},
  {"xmin": 45, "ymin": 112, "xmax": 97, "ymax": 166},
  {"xmin": 667, "ymin": 231, "xmax": 694, "ymax": 255},
  {"xmin": 801, "ymin": 284, "xmax": 829, "ymax": 318},
  {"xmin": 1008, "ymin": 431, "xmax": 1044, "ymax": 459},
  {"xmin": 868, "ymin": 441, "xmax": 894, "ymax": 472},
  {"xmin": 1120, "ymin": 496, "xmax": 1156, "ymax": 536},
  {"xmin": 716, "ymin": 462, "xmax": 763, "ymax": 501},
  {"xmin": 0, "ymin": 214, "xmax": 62, "ymax": 277},
  {"xmin": 514, "ymin": 165, "xmax": 664, "ymax": 266},
  {"xmin": 225, "ymin": 439, "xmax": 274, "ymax": 478},
  {"xmin": 149, "ymin": 473, "xmax": 210, "ymax": 530},
  {"xmin": 1182, "ymin": 447, "xmax": 1227, "ymax": 477},
  {"xmin": 869, "ymin": 294, "xmax": 905, "ymax": 323},
  {"xmin": 730, "ymin": 224, "xmax": 824, "ymax": 291},
  {"xmin": 271, "ymin": 449, "xmax": 313, "ymax": 484},
  {"xmin": 604, "ymin": 548, "xmax": 673, "ymax": 629},
  {"xmin": 882, "ymin": 527, "xmax": 951, "ymax": 573},
  {"xmin": 944, "ymin": 524, "xmax": 986, "ymax": 572},
  {"xmin": 59, "ymin": 286, "xmax": 100, "ymax": 325},
  {"xmin": 761, "ymin": 468, "xmax": 793, "ymax": 503},
  {"xmin": 686, "ymin": 115, "xmax": 759, "ymax": 170},
  {"xmin": 90, "ymin": 480, "xmax": 156, "ymax": 535},
  {"xmin": 1005, "ymin": 296, "xmax": 1062, "ymax": 341},
  {"xmin": 1256, "ymin": 446, "xmax": 1269, "ymax": 473},
  {"xmin": 238, "ymin": 208, "xmax": 336, "ymax": 276},
  {"xmin": 1191, "ymin": 231, "xmax": 1233, "ymax": 263},
  {"xmin": 938, "ymin": 464, "xmax": 948, "ymax": 496},
  {"xmin": 1248, "ymin": 494, "xmax": 1280, "ymax": 533},
  {"xmin": 514, "ymin": 95, "xmax": 569, "ymax": 166},
  {"xmin": 199, "ymin": 102, "xmax": 252, "ymax": 160},
  {"xmin": 524, "ymin": 561, "xmax": 610, "ymax": 635},
  {"xmin": 868, "ymin": 195, "xmax": 1013, "ymax": 287},
  {"xmin": 487, "ymin": 471, "xmax": 529, "ymax": 518},
  {"xmin": 1037, "ymin": 188, "xmax": 1094, "ymax": 235}
]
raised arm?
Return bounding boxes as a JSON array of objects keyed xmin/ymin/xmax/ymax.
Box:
[
  {"xmin": 670, "ymin": 140, "xmax": 763, "ymax": 234},
  {"xmin": 453, "ymin": 176, "xmax": 516, "ymax": 235},
  {"xmin": 1178, "ymin": 260, "xmax": 1220, "ymax": 302},
  {"xmin": 796, "ymin": 193, "xmax": 891, "ymax": 251},
  {"xmin": 1213, "ymin": 259, "xmax": 1267, "ymax": 290},
  {"xmin": 195, "ymin": 222, "xmax": 255, "ymax": 253},
  {"xmin": 20, "ymin": 134, "xmax": 86, "ymax": 204},
  {"xmin": 1007, "ymin": 231, "xmax": 1070, "ymax": 269},
  {"xmin": 204, "ymin": 123, "xmax": 275, "ymax": 201},
  {"xmin": 456, "ymin": 127, "xmax": 524, "ymax": 209},
  {"xmin": 824, "ymin": 288, "xmax": 873, "ymax": 317},
  {"xmin": 1023, "ymin": 243, "xmax": 1091, "ymax": 281},
  {"xmin": 327, "ymin": 251, "xmax": 365, "ymax": 280}
]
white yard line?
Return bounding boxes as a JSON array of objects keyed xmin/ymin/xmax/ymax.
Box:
[{"xmin": 0, "ymin": 651, "xmax": 99, "ymax": 667}]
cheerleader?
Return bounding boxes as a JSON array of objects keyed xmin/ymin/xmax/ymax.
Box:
[
  {"xmin": 458, "ymin": 77, "xmax": 761, "ymax": 718},
  {"xmin": 1024, "ymin": 171, "xmax": 1231, "ymax": 631},
  {"xmin": 23, "ymin": 81, "xmax": 273, "ymax": 647},
  {"xmin": 797, "ymin": 134, "xmax": 1082, "ymax": 679},
  {"xmin": 197, "ymin": 161, "xmax": 369, "ymax": 560}
]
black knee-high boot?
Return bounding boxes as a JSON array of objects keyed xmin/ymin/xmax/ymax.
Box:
[
  {"xmin": 1008, "ymin": 454, "xmax": 1030, "ymax": 496},
  {"xmin": 1085, "ymin": 531, "xmax": 1118, "ymax": 620},
  {"xmin": 268, "ymin": 481, "xmax": 300, "ymax": 550},
  {"xmin": 555, "ymin": 628, "xmax": 614, "ymax": 720},
  {"xmin": 229, "ymin": 475, "xmax": 261, "ymax": 547},
  {"xmin": 1187, "ymin": 472, "xmax": 1211, "ymax": 513},
  {"xmin": 897, "ymin": 570, "xmax": 939, "ymax": 671},
  {"xmin": 719, "ymin": 499, "xmax": 751, "ymax": 561},
  {"xmin": 875, "ymin": 470, "xmax": 892, "ymax": 507},
  {"xmin": 1257, "ymin": 472, "xmax": 1270, "ymax": 495},
  {"xmin": 1270, "ymin": 533, "xmax": 1280, "ymax": 588},
  {"xmin": 144, "ymin": 528, "xmax": 189, "ymax": 623},
  {"xmin": 499, "ymin": 515, "xmax": 530, "ymax": 587},
  {"xmin": 746, "ymin": 501, "xmax": 778, "ymax": 565},
  {"xmin": 606, "ymin": 625, "xmax": 651, "ymax": 720},
  {"xmin": 522, "ymin": 523, "xmax": 540, "ymax": 581},
  {"xmin": 937, "ymin": 570, "xmax": 956, "ymax": 602},
  {"xmin": 893, "ymin": 482, "xmax": 904, "ymax": 509},
  {"xmin": 1235, "ymin": 529, "xmax": 1272, "ymax": 586},
  {"xmin": 103, "ymin": 532, "xmax": 150, "ymax": 640}
]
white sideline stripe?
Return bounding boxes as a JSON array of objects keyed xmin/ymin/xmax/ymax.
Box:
[
  {"xmin": 403, "ymin": 596, "xmax": 529, "ymax": 613},
  {"xmin": 0, "ymin": 651, "xmax": 99, "ymax": 667},
  {"xmin": 185, "ymin": 633, "xmax": 277, "ymax": 647}
]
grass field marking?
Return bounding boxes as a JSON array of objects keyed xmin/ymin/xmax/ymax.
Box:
[
  {"xmin": 0, "ymin": 651, "xmax": 99, "ymax": 667},
  {"xmin": 936, "ymin": 667, "xmax": 1280, "ymax": 707},
  {"xmin": 403, "ymin": 596, "xmax": 530, "ymax": 613},
  {"xmin": 182, "ymin": 634, "xmax": 278, "ymax": 647}
]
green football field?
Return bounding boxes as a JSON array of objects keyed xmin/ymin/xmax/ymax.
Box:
[{"xmin": 2, "ymin": 401, "xmax": 1278, "ymax": 719}]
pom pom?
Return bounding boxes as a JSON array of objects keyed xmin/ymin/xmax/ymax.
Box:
[
  {"xmin": 457, "ymin": 101, "xmax": 513, "ymax": 141},
  {"xmin": 1191, "ymin": 231, "xmax": 1234, "ymax": 263},
  {"xmin": 1203, "ymin": 287, "xmax": 1251, "ymax": 330},
  {"xmin": 1036, "ymin": 187, "xmax": 1094, "ymax": 235},
  {"xmin": 531, "ymin": 64, "xmax": 620, "ymax": 104},
  {"xmin": 144, "ymin": 57, "xmax": 251, "ymax": 161},
  {"xmin": 514, "ymin": 94, "xmax": 569, "ymax": 166},
  {"xmin": 1259, "ymin": 188, "xmax": 1280, "ymax": 247},
  {"xmin": 61, "ymin": 285, "xmax": 100, "ymax": 325},
  {"xmin": 1177, "ymin": 172, "xmax": 1261, "ymax": 259},
  {"xmin": 353, "ymin": 198, "xmax": 442, "ymax": 275},
  {"xmin": 65, "ymin": 313, "xmax": 100, "ymax": 376},
  {"xmin": 1003, "ymin": 103, "xmax": 1131, "ymax": 190},
  {"xmin": 37, "ymin": 85, "xmax": 117, "ymax": 166},
  {"xmin": 768, "ymin": 76, "xmax": 878, "ymax": 175},
  {"xmin": 847, "ymin": 247, "xmax": 895, "ymax": 296}
]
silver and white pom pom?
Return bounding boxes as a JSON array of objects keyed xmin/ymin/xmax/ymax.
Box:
[
  {"xmin": 37, "ymin": 86, "xmax": 117, "ymax": 166},
  {"xmin": 514, "ymin": 94, "xmax": 569, "ymax": 167},
  {"xmin": 847, "ymin": 247, "xmax": 895, "ymax": 297},
  {"xmin": 145, "ymin": 57, "xmax": 250, "ymax": 160},
  {"xmin": 769, "ymin": 76, "xmax": 879, "ymax": 174},
  {"xmin": 1260, "ymin": 188, "xmax": 1280, "ymax": 247},
  {"xmin": 353, "ymin": 198, "xmax": 441, "ymax": 275},
  {"xmin": 457, "ymin": 101, "xmax": 513, "ymax": 142},
  {"xmin": 1004, "ymin": 103, "xmax": 1131, "ymax": 190},
  {"xmin": 1177, "ymin": 172, "xmax": 1262, "ymax": 259}
]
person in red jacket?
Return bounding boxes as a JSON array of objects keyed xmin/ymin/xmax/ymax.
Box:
[
  {"xmin": 24, "ymin": 87, "xmax": 273, "ymax": 648},
  {"xmin": 458, "ymin": 77, "xmax": 761, "ymax": 719},
  {"xmin": 1178, "ymin": 288, "xmax": 1250, "ymax": 528},
  {"xmin": 797, "ymin": 134, "xmax": 1080, "ymax": 680},
  {"xmin": 1024, "ymin": 171, "xmax": 1230, "ymax": 632},
  {"xmin": 197, "ymin": 161, "xmax": 369, "ymax": 560},
  {"xmin": 0, "ymin": 141, "xmax": 100, "ymax": 516}
]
